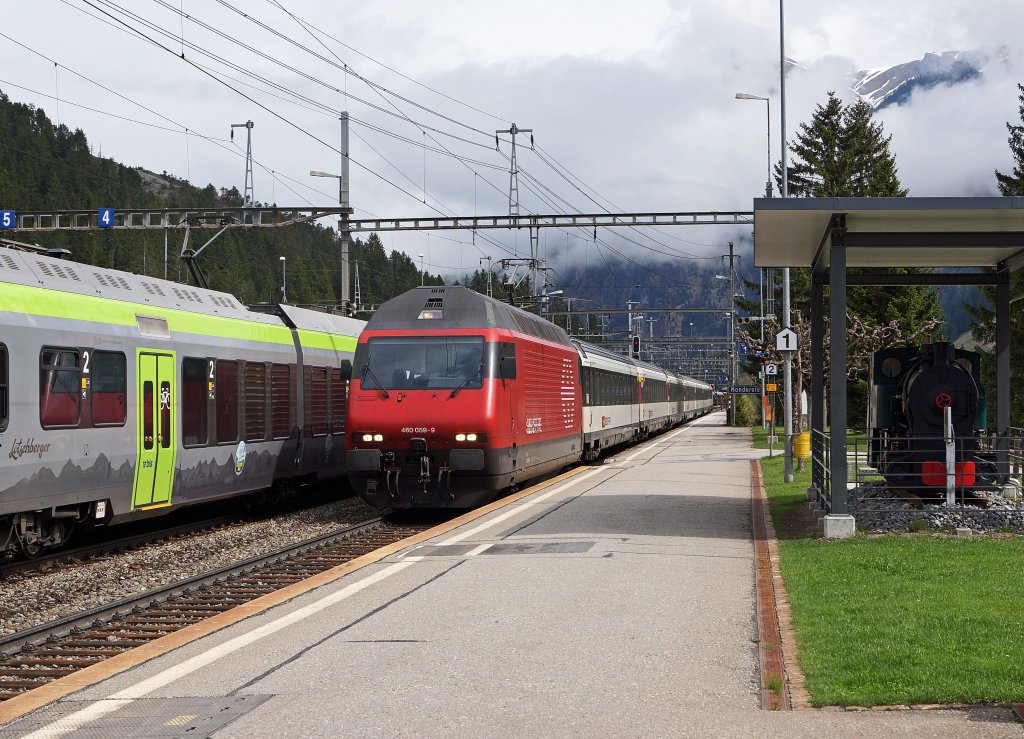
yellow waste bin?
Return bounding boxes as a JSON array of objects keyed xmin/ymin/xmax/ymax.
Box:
[{"xmin": 794, "ymin": 431, "xmax": 811, "ymax": 459}]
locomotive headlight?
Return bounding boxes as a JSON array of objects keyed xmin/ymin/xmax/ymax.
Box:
[
  {"xmin": 455, "ymin": 433, "xmax": 466, "ymax": 441},
  {"xmin": 465, "ymin": 433, "xmax": 478, "ymax": 442},
  {"xmin": 361, "ymin": 433, "xmax": 374, "ymax": 442},
  {"xmin": 373, "ymin": 433, "xmax": 384, "ymax": 442},
  {"xmin": 455, "ymin": 432, "xmax": 481, "ymax": 442}
]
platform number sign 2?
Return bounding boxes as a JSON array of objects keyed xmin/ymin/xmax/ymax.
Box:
[
  {"xmin": 97, "ymin": 208, "xmax": 115, "ymax": 228},
  {"xmin": 0, "ymin": 210, "xmax": 15, "ymax": 230}
]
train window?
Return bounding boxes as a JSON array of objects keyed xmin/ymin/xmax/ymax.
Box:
[
  {"xmin": 160, "ymin": 381, "xmax": 171, "ymax": 449},
  {"xmin": 182, "ymin": 358, "xmax": 208, "ymax": 447},
  {"xmin": 330, "ymin": 367, "xmax": 347, "ymax": 434},
  {"xmin": 497, "ymin": 342, "xmax": 516, "ymax": 380},
  {"xmin": 0, "ymin": 345, "xmax": 7, "ymax": 432},
  {"xmin": 40, "ymin": 348, "xmax": 81, "ymax": 428},
  {"xmin": 215, "ymin": 360, "xmax": 239, "ymax": 443},
  {"xmin": 270, "ymin": 364, "xmax": 291, "ymax": 439},
  {"xmin": 142, "ymin": 381, "xmax": 154, "ymax": 450},
  {"xmin": 361, "ymin": 336, "xmax": 484, "ymax": 390},
  {"xmin": 244, "ymin": 362, "xmax": 267, "ymax": 442},
  {"xmin": 310, "ymin": 367, "xmax": 328, "ymax": 437},
  {"xmin": 91, "ymin": 351, "xmax": 126, "ymax": 426}
]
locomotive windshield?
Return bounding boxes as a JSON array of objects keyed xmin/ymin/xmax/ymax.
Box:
[{"xmin": 359, "ymin": 336, "xmax": 485, "ymax": 391}]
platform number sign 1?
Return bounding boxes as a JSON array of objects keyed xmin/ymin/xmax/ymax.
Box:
[
  {"xmin": 0, "ymin": 210, "xmax": 15, "ymax": 230},
  {"xmin": 775, "ymin": 328, "xmax": 798, "ymax": 353},
  {"xmin": 97, "ymin": 208, "xmax": 115, "ymax": 228}
]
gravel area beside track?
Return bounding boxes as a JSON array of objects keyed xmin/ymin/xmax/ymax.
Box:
[{"xmin": 0, "ymin": 497, "xmax": 381, "ymax": 636}]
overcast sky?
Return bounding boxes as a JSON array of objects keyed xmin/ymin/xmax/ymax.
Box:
[{"xmin": 2, "ymin": 0, "xmax": 1023, "ymax": 281}]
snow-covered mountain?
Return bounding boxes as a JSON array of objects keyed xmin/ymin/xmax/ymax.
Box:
[{"xmin": 852, "ymin": 48, "xmax": 1006, "ymax": 109}]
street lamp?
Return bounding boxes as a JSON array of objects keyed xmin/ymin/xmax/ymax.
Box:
[
  {"xmin": 310, "ymin": 168, "xmax": 350, "ymax": 304},
  {"xmin": 735, "ymin": 93, "xmax": 771, "ymax": 198},
  {"xmin": 279, "ymin": 256, "xmax": 287, "ymax": 304},
  {"xmin": 418, "ymin": 253, "xmax": 425, "ymax": 285}
]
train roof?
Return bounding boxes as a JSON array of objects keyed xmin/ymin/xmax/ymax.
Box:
[
  {"xmin": 0, "ymin": 244, "xmax": 363, "ymax": 333},
  {"xmin": 365, "ymin": 286, "xmax": 574, "ymax": 347},
  {"xmin": 573, "ymin": 339, "xmax": 711, "ymax": 389}
]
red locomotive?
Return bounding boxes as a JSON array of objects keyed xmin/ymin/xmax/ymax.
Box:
[{"xmin": 347, "ymin": 286, "xmax": 713, "ymax": 508}]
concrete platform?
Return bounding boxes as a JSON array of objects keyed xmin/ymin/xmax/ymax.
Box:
[{"xmin": 2, "ymin": 412, "xmax": 1020, "ymax": 737}]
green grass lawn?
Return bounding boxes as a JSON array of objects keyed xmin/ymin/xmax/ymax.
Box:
[{"xmin": 758, "ymin": 451, "xmax": 1024, "ymax": 706}]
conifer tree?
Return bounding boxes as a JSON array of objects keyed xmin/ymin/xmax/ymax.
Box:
[
  {"xmin": 966, "ymin": 83, "xmax": 1024, "ymax": 427},
  {"xmin": 764, "ymin": 92, "xmax": 941, "ymax": 430},
  {"xmin": 995, "ymin": 83, "xmax": 1024, "ymax": 195}
]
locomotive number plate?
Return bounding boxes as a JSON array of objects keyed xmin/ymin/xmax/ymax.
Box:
[{"xmin": 400, "ymin": 427, "xmax": 436, "ymax": 434}]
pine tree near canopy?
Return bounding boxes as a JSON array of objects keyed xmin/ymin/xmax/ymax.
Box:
[
  {"xmin": 965, "ymin": 82, "xmax": 1024, "ymax": 428},
  {"xmin": 995, "ymin": 83, "xmax": 1024, "ymax": 195},
  {"xmin": 764, "ymin": 92, "xmax": 940, "ymax": 433},
  {"xmin": 782, "ymin": 92, "xmax": 907, "ymax": 197}
]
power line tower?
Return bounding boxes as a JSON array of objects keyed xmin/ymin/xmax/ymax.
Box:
[
  {"xmin": 230, "ymin": 120, "xmax": 255, "ymax": 206},
  {"xmin": 495, "ymin": 123, "xmax": 533, "ymax": 215},
  {"xmin": 353, "ymin": 260, "xmax": 362, "ymax": 314}
]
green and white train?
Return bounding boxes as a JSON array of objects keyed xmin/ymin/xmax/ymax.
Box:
[{"xmin": 0, "ymin": 245, "xmax": 364, "ymax": 556}]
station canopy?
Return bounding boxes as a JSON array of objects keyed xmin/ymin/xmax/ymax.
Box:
[{"xmin": 753, "ymin": 196, "xmax": 1024, "ymax": 270}]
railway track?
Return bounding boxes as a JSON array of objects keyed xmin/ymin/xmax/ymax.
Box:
[{"xmin": 0, "ymin": 515, "xmax": 440, "ymax": 701}]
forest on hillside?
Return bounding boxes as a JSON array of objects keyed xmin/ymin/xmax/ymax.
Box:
[{"xmin": 0, "ymin": 90, "xmax": 442, "ymax": 307}]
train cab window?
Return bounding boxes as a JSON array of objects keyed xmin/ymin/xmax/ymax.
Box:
[
  {"xmin": 0, "ymin": 344, "xmax": 7, "ymax": 431},
  {"xmin": 270, "ymin": 363, "xmax": 292, "ymax": 439},
  {"xmin": 182, "ymin": 358, "xmax": 209, "ymax": 447},
  {"xmin": 244, "ymin": 362, "xmax": 267, "ymax": 442},
  {"xmin": 215, "ymin": 360, "xmax": 239, "ymax": 443},
  {"xmin": 360, "ymin": 336, "xmax": 484, "ymax": 390},
  {"xmin": 91, "ymin": 351, "xmax": 126, "ymax": 426},
  {"xmin": 40, "ymin": 348, "xmax": 81, "ymax": 428}
]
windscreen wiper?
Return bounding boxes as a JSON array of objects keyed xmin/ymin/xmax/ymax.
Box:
[
  {"xmin": 360, "ymin": 363, "xmax": 391, "ymax": 398},
  {"xmin": 449, "ymin": 364, "xmax": 483, "ymax": 398}
]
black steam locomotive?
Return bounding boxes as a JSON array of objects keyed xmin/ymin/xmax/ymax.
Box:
[{"xmin": 869, "ymin": 341, "xmax": 1000, "ymax": 499}]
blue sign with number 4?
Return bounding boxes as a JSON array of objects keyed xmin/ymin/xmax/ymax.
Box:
[
  {"xmin": 98, "ymin": 208, "xmax": 115, "ymax": 228},
  {"xmin": 0, "ymin": 210, "xmax": 15, "ymax": 230}
]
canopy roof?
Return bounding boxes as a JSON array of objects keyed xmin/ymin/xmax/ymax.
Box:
[{"xmin": 753, "ymin": 197, "xmax": 1024, "ymax": 270}]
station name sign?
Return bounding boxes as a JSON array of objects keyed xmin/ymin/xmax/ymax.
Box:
[{"xmin": 729, "ymin": 385, "xmax": 760, "ymax": 394}]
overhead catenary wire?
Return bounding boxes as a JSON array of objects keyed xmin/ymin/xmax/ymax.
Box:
[{"xmin": 260, "ymin": 0, "xmax": 513, "ymax": 126}]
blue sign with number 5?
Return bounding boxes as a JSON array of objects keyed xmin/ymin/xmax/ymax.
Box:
[
  {"xmin": 0, "ymin": 210, "xmax": 15, "ymax": 229},
  {"xmin": 97, "ymin": 208, "xmax": 115, "ymax": 228}
]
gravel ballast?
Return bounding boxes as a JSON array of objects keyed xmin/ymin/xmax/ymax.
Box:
[
  {"xmin": 0, "ymin": 496, "xmax": 381, "ymax": 636},
  {"xmin": 849, "ymin": 481, "xmax": 1024, "ymax": 534}
]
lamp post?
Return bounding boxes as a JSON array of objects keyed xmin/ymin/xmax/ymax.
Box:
[
  {"xmin": 735, "ymin": 93, "xmax": 771, "ymax": 198},
  {"xmin": 279, "ymin": 256, "xmax": 287, "ymax": 304},
  {"xmin": 418, "ymin": 253, "xmax": 425, "ymax": 285},
  {"xmin": 310, "ymin": 163, "xmax": 351, "ymax": 305},
  {"xmin": 779, "ymin": 0, "xmax": 794, "ymax": 483}
]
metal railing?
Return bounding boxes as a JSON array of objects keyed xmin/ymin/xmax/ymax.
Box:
[{"xmin": 809, "ymin": 428, "xmax": 1024, "ymax": 529}]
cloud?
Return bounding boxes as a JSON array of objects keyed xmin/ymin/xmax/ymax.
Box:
[{"xmin": 0, "ymin": 0, "xmax": 1021, "ymax": 279}]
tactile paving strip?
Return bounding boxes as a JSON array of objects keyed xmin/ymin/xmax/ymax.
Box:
[{"xmin": 0, "ymin": 694, "xmax": 272, "ymax": 738}]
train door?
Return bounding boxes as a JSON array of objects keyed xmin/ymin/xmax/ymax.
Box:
[{"xmin": 133, "ymin": 351, "xmax": 177, "ymax": 508}]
